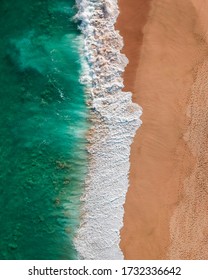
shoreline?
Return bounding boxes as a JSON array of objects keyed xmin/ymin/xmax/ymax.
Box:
[
  {"xmin": 74, "ymin": 0, "xmax": 141, "ymax": 259},
  {"xmin": 117, "ymin": 0, "xmax": 208, "ymax": 259}
]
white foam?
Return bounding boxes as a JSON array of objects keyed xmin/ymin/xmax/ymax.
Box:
[{"xmin": 74, "ymin": 0, "xmax": 142, "ymax": 259}]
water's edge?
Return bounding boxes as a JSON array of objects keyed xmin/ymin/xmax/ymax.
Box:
[{"xmin": 74, "ymin": 0, "xmax": 142, "ymax": 259}]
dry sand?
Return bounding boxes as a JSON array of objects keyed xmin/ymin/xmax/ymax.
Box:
[{"xmin": 117, "ymin": 0, "xmax": 208, "ymax": 259}]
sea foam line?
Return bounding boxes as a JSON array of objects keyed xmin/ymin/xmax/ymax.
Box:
[{"xmin": 74, "ymin": 0, "xmax": 142, "ymax": 259}]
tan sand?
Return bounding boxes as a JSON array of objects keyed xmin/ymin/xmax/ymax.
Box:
[{"xmin": 117, "ymin": 0, "xmax": 208, "ymax": 259}]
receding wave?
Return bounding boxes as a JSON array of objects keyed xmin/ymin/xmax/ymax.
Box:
[{"xmin": 74, "ymin": 0, "xmax": 142, "ymax": 259}]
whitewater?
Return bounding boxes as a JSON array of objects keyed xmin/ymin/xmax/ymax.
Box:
[{"xmin": 74, "ymin": 0, "xmax": 142, "ymax": 259}]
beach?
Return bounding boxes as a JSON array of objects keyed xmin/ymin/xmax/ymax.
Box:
[
  {"xmin": 1, "ymin": 0, "xmax": 208, "ymax": 261},
  {"xmin": 117, "ymin": 0, "xmax": 208, "ymax": 259}
]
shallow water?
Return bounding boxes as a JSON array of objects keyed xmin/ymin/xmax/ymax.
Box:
[{"xmin": 0, "ymin": 0, "xmax": 88, "ymax": 259}]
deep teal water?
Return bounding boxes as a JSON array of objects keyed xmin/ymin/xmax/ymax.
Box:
[{"xmin": 0, "ymin": 0, "xmax": 88, "ymax": 259}]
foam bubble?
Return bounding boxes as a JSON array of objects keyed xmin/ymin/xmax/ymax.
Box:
[{"xmin": 74, "ymin": 0, "xmax": 142, "ymax": 259}]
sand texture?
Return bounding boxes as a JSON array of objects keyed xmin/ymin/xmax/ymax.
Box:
[{"xmin": 117, "ymin": 0, "xmax": 208, "ymax": 259}]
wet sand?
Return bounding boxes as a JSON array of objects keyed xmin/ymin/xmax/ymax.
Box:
[{"xmin": 117, "ymin": 0, "xmax": 208, "ymax": 259}]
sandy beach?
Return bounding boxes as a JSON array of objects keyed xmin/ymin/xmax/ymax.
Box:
[{"xmin": 117, "ymin": 0, "xmax": 208, "ymax": 259}]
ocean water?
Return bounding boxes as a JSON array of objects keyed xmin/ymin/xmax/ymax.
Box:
[{"xmin": 0, "ymin": 0, "xmax": 88, "ymax": 259}]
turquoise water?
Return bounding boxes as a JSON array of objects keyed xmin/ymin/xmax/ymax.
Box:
[{"xmin": 0, "ymin": 0, "xmax": 88, "ymax": 259}]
